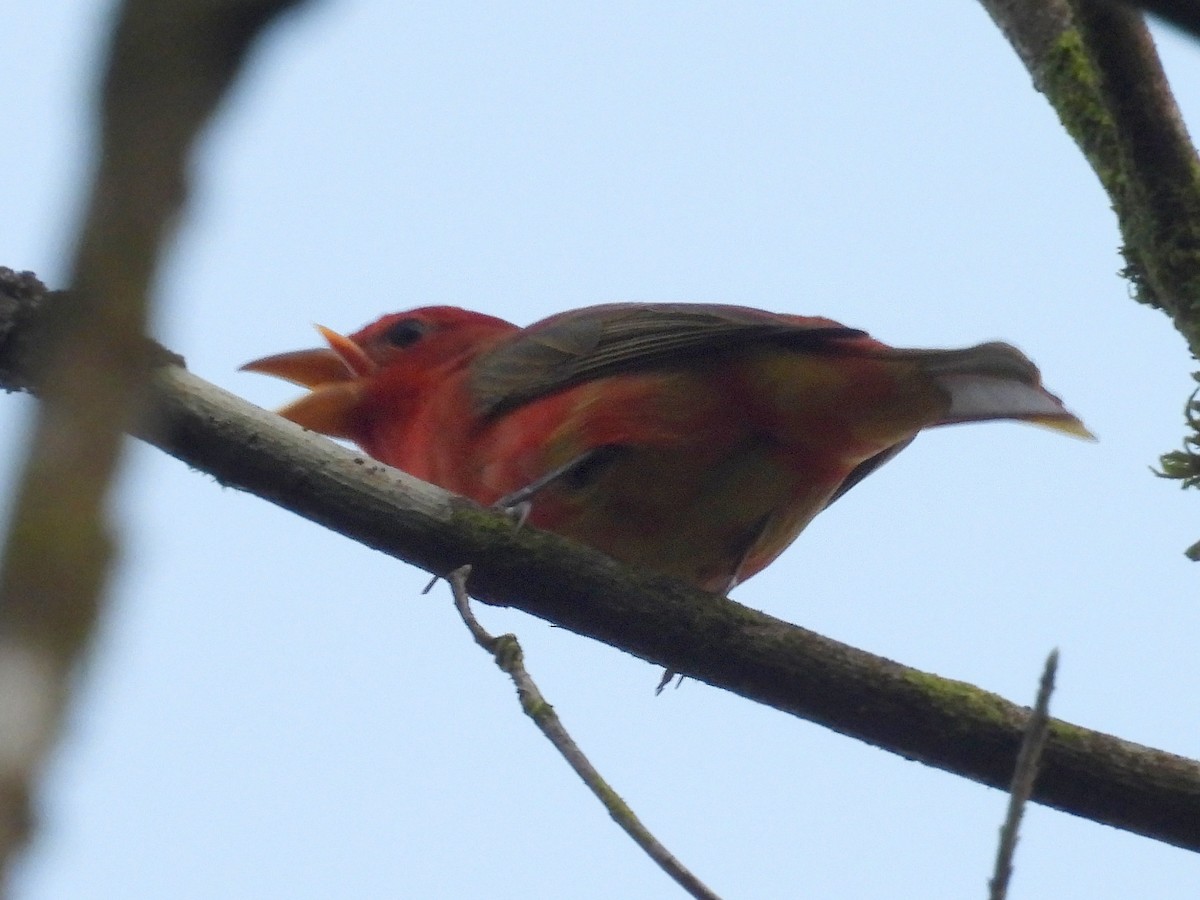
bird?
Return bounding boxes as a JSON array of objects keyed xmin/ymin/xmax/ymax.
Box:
[{"xmin": 242, "ymin": 302, "xmax": 1090, "ymax": 595}]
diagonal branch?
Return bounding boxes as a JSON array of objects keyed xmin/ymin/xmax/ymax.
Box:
[
  {"xmin": 978, "ymin": 0, "xmax": 1200, "ymax": 508},
  {"xmin": 2, "ymin": 268, "xmax": 1197, "ymax": 854},
  {"xmin": 981, "ymin": 0, "xmax": 1200, "ymax": 349}
]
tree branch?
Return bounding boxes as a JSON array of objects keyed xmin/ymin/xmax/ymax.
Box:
[
  {"xmin": 981, "ymin": 0, "xmax": 1200, "ymax": 342},
  {"xmin": 978, "ymin": 0, "xmax": 1200, "ymax": 508},
  {"xmin": 1, "ymin": 268, "xmax": 1197, "ymax": 853}
]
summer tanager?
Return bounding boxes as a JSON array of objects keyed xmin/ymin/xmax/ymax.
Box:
[{"xmin": 243, "ymin": 303, "xmax": 1090, "ymax": 593}]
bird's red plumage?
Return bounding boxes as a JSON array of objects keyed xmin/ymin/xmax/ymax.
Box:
[{"xmin": 244, "ymin": 303, "xmax": 1087, "ymax": 590}]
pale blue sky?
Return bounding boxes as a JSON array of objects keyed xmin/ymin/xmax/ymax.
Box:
[{"xmin": 5, "ymin": 2, "xmax": 1200, "ymax": 897}]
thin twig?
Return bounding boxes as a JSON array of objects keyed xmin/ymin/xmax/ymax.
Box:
[
  {"xmin": 988, "ymin": 649, "xmax": 1059, "ymax": 900},
  {"xmin": 444, "ymin": 566, "xmax": 721, "ymax": 900}
]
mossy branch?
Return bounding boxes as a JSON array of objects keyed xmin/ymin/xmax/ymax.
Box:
[{"xmin": 979, "ymin": 0, "xmax": 1200, "ymax": 520}]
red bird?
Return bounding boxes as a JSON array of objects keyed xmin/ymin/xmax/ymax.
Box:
[{"xmin": 243, "ymin": 303, "xmax": 1089, "ymax": 593}]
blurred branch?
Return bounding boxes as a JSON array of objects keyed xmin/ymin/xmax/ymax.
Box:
[
  {"xmin": 0, "ymin": 0, "xmax": 309, "ymax": 881},
  {"xmin": 978, "ymin": 0, "xmax": 1200, "ymax": 520},
  {"xmin": 2, "ymin": 269, "xmax": 1198, "ymax": 855}
]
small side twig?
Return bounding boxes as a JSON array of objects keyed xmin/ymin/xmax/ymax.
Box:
[
  {"xmin": 988, "ymin": 649, "xmax": 1060, "ymax": 900},
  {"xmin": 444, "ymin": 566, "xmax": 721, "ymax": 900}
]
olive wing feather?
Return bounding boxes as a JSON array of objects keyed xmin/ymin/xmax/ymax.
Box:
[{"xmin": 471, "ymin": 302, "xmax": 866, "ymax": 417}]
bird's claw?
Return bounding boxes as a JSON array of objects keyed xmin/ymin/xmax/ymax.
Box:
[
  {"xmin": 493, "ymin": 498, "xmax": 532, "ymax": 530},
  {"xmin": 654, "ymin": 668, "xmax": 684, "ymax": 695}
]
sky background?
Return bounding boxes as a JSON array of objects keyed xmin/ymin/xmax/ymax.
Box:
[{"xmin": 5, "ymin": 2, "xmax": 1200, "ymax": 897}]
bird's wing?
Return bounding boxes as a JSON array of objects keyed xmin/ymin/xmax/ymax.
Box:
[
  {"xmin": 471, "ymin": 302, "xmax": 866, "ymax": 417},
  {"xmin": 822, "ymin": 437, "xmax": 916, "ymax": 510}
]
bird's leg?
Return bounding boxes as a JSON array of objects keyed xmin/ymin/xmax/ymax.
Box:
[
  {"xmin": 654, "ymin": 570, "xmax": 745, "ymax": 695},
  {"xmin": 493, "ymin": 446, "xmax": 624, "ymax": 526},
  {"xmin": 654, "ymin": 514, "xmax": 770, "ymax": 695},
  {"xmin": 428, "ymin": 448, "xmax": 625, "ymax": 592},
  {"xmin": 654, "ymin": 668, "xmax": 682, "ymax": 694},
  {"xmin": 498, "ymin": 500, "xmax": 533, "ymax": 530}
]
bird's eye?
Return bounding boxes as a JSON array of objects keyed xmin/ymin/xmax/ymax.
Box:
[{"xmin": 383, "ymin": 318, "xmax": 429, "ymax": 348}]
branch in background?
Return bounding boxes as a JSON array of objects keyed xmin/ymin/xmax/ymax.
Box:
[
  {"xmin": 978, "ymin": 0, "xmax": 1200, "ymax": 528},
  {"xmin": 0, "ymin": 0, "xmax": 311, "ymax": 881},
  {"xmin": 2, "ymin": 269, "xmax": 1198, "ymax": 855},
  {"xmin": 982, "ymin": 0, "xmax": 1200, "ymax": 346},
  {"xmin": 1067, "ymin": 0, "xmax": 1200, "ymax": 339}
]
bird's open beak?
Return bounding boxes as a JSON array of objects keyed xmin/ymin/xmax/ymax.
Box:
[{"xmin": 240, "ymin": 326, "xmax": 378, "ymax": 438}]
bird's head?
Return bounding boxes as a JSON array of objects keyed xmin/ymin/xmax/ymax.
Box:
[{"xmin": 241, "ymin": 306, "xmax": 517, "ymax": 439}]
